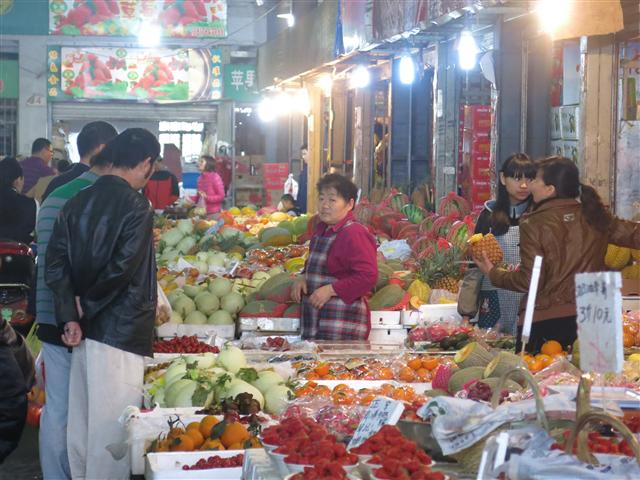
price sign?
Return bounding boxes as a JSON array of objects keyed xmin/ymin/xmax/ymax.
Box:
[
  {"xmin": 347, "ymin": 397, "xmax": 405, "ymax": 450},
  {"xmin": 575, "ymin": 271, "xmax": 623, "ymax": 373}
]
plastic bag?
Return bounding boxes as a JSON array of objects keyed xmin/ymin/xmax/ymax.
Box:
[
  {"xmin": 284, "ymin": 174, "xmax": 299, "ymax": 200},
  {"xmin": 155, "ymin": 282, "xmax": 172, "ymax": 326},
  {"xmin": 378, "ymin": 239, "xmax": 412, "ymax": 261}
]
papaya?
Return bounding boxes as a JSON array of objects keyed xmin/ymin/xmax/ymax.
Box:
[
  {"xmin": 283, "ymin": 304, "xmax": 301, "ymax": 318},
  {"xmin": 369, "ymin": 284, "xmax": 406, "ymax": 311},
  {"xmin": 240, "ymin": 300, "xmax": 284, "ymax": 317},
  {"xmin": 257, "ymin": 273, "xmax": 295, "ymax": 303},
  {"xmin": 260, "ymin": 227, "xmax": 293, "ymax": 247}
]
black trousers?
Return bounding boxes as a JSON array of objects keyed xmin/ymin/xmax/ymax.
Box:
[{"xmin": 516, "ymin": 315, "xmax": 577, "ymax": 353}]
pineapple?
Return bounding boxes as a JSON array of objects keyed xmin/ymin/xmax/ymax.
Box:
[
  {"xmin": 418, "ymin": 241, "xmax": 464, "ymax": 294},
  {"xmin": 467, "ymin": 233, "xmax": 504, "ymax": 265}
]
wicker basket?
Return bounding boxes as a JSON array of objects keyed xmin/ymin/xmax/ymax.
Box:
[{"xmin": 450, "ymin": 366, "xmax": 550, "ymax": 473}]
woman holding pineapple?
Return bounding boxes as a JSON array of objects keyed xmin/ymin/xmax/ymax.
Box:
[
  {"xmin": 458, "ymin": 154, "xmax": 536, "ymax": 335},
  {"xmin": 475, "ymin": 156, "xmax": 640, "ymax": 352}
]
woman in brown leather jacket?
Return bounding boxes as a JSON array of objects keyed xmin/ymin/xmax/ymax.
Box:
[{"xmin": 475, "ymin": 156, "xmax": 640, "ymax": 352}]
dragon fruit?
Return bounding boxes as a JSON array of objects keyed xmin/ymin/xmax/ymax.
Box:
[
  {"xmin": 397, "ymin": 224, "xmax": 419, "ymax": 241},
  {"xmin": 391, "ymin": 220, "xmax": 413, "ymax": 239},
  {"xmin": 418, "ymin": 213, "xmax": 438, "ymax": 237},
  {"xmin": 437, "ymin": 192, "xmax": 472, "ymax": 219},
  {"xmin": 432, "ymin": 364, "xmax": 454, "ymax": 391},
  {"xmin": 432, "ymin": 213, "xmax": 458, "ymax": 238}
]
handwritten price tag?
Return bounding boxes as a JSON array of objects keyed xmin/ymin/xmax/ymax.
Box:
[
  {"xmin": 347, "ymin": 397, "xmax": 405, "ymax": 450},
  {"xmin": 575, "ymin": 271, "xmax": 623, "ymax": 373}
]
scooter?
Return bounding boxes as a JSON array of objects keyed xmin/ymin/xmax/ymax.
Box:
[{"xmin": 0, "ymin": 241, "xmax": 36, "ymax": 337}]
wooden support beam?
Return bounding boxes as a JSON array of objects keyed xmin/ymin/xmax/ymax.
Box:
[{"xmin": 307, "ymin": 84, "xmax": 323, "ymax": 215}]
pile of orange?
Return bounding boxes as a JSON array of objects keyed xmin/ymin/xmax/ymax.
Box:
[
  {"xmin": 523, "ymin": 340, "xmax": 567, "ymax": 373},
  {"xmin": 399, "ymin": 355, "xmax": 441, "ymax": 383},
  {"xmin": 148, "ymin": 416, "xmax": 261, "ymax": 453},
  {"xmin": 623, "ymin": 321, "xmax": 640, "ymax": 348},
  {"xmin": 294, "ymin": 382, "xmax": 425, "ymax": 406}
]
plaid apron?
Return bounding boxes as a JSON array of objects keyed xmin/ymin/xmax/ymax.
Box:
[
  {"xmin": 301, "ymin": 221, "xmax": 370, "ymax": 340},
  {"xmin": 479, "ymin": 225, "xmax": 524, "ymax": 335}
]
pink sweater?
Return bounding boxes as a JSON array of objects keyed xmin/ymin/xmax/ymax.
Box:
[{"xmin": 197, "ymin": 171, "xmax": 225, "ymax": 214}]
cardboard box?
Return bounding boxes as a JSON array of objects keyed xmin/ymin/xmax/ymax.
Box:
[
  {"xmin": 470, "ymin": 134, "xmax": 491, "ymax": 156},
  {"xmin": 464, "ymin": 105, "xmax": 492, "ymax": 132}
]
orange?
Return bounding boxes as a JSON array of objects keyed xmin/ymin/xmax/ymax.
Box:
[
  {"xmin": 170, "ymin": 434, "xmax": 195, "ymax": 452},
  {"xmin": 358, "ymin": 391, "xmax": 377, "ymax": 406},
  {"xmin": 220, "ymin": 422, "xmax": 250, "ymax": 448},
  {"xmin": 527, "ymin": 358, "xmax": 544, "ymax": 373},
  {"xmin": 378, "ymin": 367, "xmax": 394, "ymax": 380},
  {"xmin": 227, "ymin": 442, "xmax": 244, "ymax": 450},
  {"xmin": 312, "ymin": 385, "xmax": 331, "ymax": 396},
  {"xmin": 323, "ymin": 374, "xmax": 337, "ymax": 380},
  {"xmin": 332, "ymin": 390, "xmax": 354, "ymax": 405},
  {"xmin": 337, "ymin": 372, "xmax": 355, "ymax": 380},
  {"xmin": 398, "ymin": 366, "xmax": 416, "ymax": 382},
  {"xmin": 540, "ymin": 340, "xmax": 563, "ymax": 356},
  {"xmin": 199, "ymin": 416, "xmax": 220, "ymax": 439},
  {"xmin": 314, "ymin": 363, "xmax": 330, "ymax": 377},
  {"xmin": 407, "ymin": 357, "xmax": 423, "ymax": 371},
  {"xmin": 421, "ymin": 357, "xmax": 440, "ymax": 371},
  {"xmin": 305, "ymin": 371, "xmax": 320, "ymax": 380},
  {"xmin": 380, "ymin": 383, "xmax": 396, "ymax": 396},
  {"xmin": 333, "ymin": 383, "xmax": 351, "ymax": 392},
  {"xmin": 535, "ymin": 354, "xmax": 553, "ymax": 368},
  {"xmin": 167, "ymin": 427, "xmax": 185, "ymax": 440},
  {"xmin": 201, "ymin": 438, "xmax": 225, "ymax": 451},
  {"xmin": 186, "ymin": 422, "xmax": 201, "ymax": 432},
  {"xmin": 415, "ymin": 368, "xmax": 431, "ymax": 382},
  {"xmin": 185, "ymin": 429, "xmax": 205, "ymax": 449}
]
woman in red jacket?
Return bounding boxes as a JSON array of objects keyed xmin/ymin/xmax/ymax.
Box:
[{"xmin": 196, "ymin": 155, "xmax": 225, "ymax": 215}]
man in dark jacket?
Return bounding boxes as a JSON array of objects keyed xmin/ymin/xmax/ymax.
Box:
[
  {"xmin": 0, "ymin": 316, "xmax": 35, "ymax": 464},
  {"xmin": 45, "ymin": 128, "xmax": 159, "ymax": 479}
]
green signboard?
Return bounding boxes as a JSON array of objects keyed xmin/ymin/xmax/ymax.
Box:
[
  {"xmin": 224, "ymin": 64, "xmax": 259, "ymax": 102},
  {"xmin": 0, "ymin": 60, "xmax": 18, "ymax": 99}
]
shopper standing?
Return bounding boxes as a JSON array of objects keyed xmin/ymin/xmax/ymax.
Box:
[
  {"xmin": 46, "ymin": 128, "xmax": 160, "ymax": 479},
  {"xmin": 20, "ymin": 138, "xmax": 54, "ymax": 194},
  {"xmin": 475, "ymin": 156, "xmax": 640, "ymax": 352},
  {"xmin": 144, "ymin": 156, "xmax": 180, "ymax": 210},
  {"xmin": 42, "ymin": 121, "xmax": 117, "ymax": 201},
  {"xmin": 195, "ymin": 155, "xmax": 225, "ymax": 214},
  {"xmin": 0, "ymin": 157, "xmax": 36, "ymax": 244},
  {"xmin": 35, "ymin": 126, "xmax": 115, "ymax": 480},
  {"xmin": 458, "ymin": 154, "xmax": 536, "ymax": 335},
  {"xmin": 297, "ymin": 145, "xmax": 309, "ymax": 214}
]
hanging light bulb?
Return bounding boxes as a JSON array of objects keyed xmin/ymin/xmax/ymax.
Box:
[
  {"xmin": 536, "ymin": 0, "xmax": 571, "ymax": 34},
  {"xmin": 457, "ymin": 30, "xmax": 480, "ymax": 70},
  {"xmin": 399, "ymin": 54, "xmax": 415, "ymax": 85},
  {"xmin": 317, "ymin": 74, "xmax": 333, "ymax": 97},
  {"xmin": 350, "ymin": 65, "xmax": 370, "ymax": 89},
  {"xmin": 257, "ymin": 97, "xmax": 276, "ymax": 122},
  {"xmin": 138, "ymin": 22, "xmax": 162, "ymax": 48}
]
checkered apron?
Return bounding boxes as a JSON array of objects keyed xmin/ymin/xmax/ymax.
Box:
[
  {"xmin": 479, "ymin": 225, "xmax": 524, "ymax": 335},
  {"xmin": 301, "ymin": 221, "xmax": 370, "ymax": 340}
]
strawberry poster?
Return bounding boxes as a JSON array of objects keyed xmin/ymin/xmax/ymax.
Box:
[
  {"xmin": 47, "ymin": 46, "xmax": 223, "ymax": 103},
  {"xmin": 49, "ymin": 0, "xmax": 227, "ymax": 38}
]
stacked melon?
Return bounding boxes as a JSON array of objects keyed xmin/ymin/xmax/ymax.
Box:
[
  {"xmin": 605, "ymin": 244, "xmax": 640, "ymax": 280},
  {"xmin": 239, "ymin": 272, "xmax": 300, "ymax": 319},
  {"xmin": 431, "ymin": 342, "xmax": 523, "ymax": 397},
  {"xmin": 167, "ymin": 277, "xmax": 245, "ymax": 326}
]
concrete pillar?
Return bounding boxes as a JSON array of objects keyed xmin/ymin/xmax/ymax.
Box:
[{"xmin": 18, "ymin": 36, "xmax": 49, "ymax": 155}]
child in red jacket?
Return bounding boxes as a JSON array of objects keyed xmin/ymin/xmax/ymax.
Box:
[{"xmin": 196, "ymin": 155, "xmax": 225, "ymax": 214}]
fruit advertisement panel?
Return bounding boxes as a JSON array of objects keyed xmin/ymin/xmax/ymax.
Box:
[
  {"xmin": 47, "ymin": 46, "xmax": 223, "ymax": 103},
  {"xmin": 49, "ymin": 0, "xmax": 227, "ymax": 38}
]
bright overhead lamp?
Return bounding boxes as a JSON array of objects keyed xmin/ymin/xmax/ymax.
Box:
[
  {"xmin": 277, "ymin": 13, "xmax": 295, "ymax": 27},
  {"xmin": 350, "ymin": 65, "xmax": 370, "ymax": 89},
  {"xmin": 399, "ymin": 54, "xmax": 415, "ymax": 85},
  {"xmin": 317, "ymin": 74, "xmax": 333, "ymax": 97},
  {"xmin": 257, "ymin": 98, "xmax": 276, "ymax": 122},
  {"xmin": 138, "ymin": 22, "xmax": 162, "ymax": 48},
  {"xmin": 536, "ymin": 0, "xmax": 571, "ymax": 34},
  {"xmin": 457, "ymin": 30, "xmax": 480, "ymax": 70}
]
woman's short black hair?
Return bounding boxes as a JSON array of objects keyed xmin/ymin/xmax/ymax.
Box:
[{"xmin": 317, "ymin": 173, "xmax": 358, "ymax": 206}]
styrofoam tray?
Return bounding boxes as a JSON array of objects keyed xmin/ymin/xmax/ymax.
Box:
[
  {"xmin": 418, "ymin": 304, "xmax": 461, "ymax": 324},
  {"xmin": 145, "ymin": 451, "xmax": 244, "ymax": 479},
  {"xmin": 370, "ymin": 310, "xmax": 402, "ymax": 326}
]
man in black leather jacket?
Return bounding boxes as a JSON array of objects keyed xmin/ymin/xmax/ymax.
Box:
[{"xmin": 45, "ymin": 128, "xmax": 160, "ymax": 480}]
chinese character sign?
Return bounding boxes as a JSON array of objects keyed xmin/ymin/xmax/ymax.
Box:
[
  {"xmin": 575, "ymin": 271, "xmax": 624, "ymax": 373},
  {"xmin": 48, "ymin": 46, "xmax": 224, "ymax": 103},
  {"xmin": 223, "ymin": 64, "xmax": 259, "ymax": 102},
  {"xmin": 49, "ymin": 0, "xmax": 227, "ymax": 38}
]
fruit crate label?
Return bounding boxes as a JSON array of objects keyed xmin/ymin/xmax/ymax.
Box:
[
  {"xmin": 575, "ymin": 271, "xmax": 623, "ymax": 373},
  {"xmin": 347, "ymin": 397, "xmax": 405, "ymax": 450}
]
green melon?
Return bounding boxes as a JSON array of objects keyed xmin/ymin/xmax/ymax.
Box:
[
  {"xmin": 483, "ymin": 352, "xmax": 527, "ymax": 380},
  {"xmin": 257, "ymin": 273, "xmax": 294, "ymax": 303},
  {"xmin": 240, "ymin": 300, "xmax": 281, "ymax": 316},
  {"xmin": 447, "ymin": 367, "xmax": 485, "ymax": 394},
  {"xmin": 260, "ymin": 227, "xmax": 293, "ymax": 247},
  {"xmin": 369, "ymin": 284, "xmax": 405, "ymax": 311}
]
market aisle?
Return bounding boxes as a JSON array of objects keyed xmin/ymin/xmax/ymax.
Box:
[{"xmin": 0, "ymin": 426, "xmax": 42, "ymax": 480}]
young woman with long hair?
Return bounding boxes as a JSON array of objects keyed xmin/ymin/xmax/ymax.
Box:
[
  {"xmin": 458, "ymin": 153, "xmax": 536, "ymax": 335},
  {"xmin": 475, "ymin": 156, "xmax": 640, "ymax": 352}
]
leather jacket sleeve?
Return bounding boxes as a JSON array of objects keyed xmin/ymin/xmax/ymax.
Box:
[
  {"xmin": 608, "ymin": 217, "xmax": 640, "ymax": 248},
  {"xmin": 45, "ymin": 213, "xmax": 79, "ymax": 328},
  {"xmin": 489, "ymin": 219, "xmax": 543, "ymax": 293},
  {"xmin": 82, "ymin": 201, "xmax": 154, "ymax": 317}
]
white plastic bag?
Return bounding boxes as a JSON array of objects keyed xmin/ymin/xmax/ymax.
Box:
[
  {"xmin": 284, "ymin": 174, "xmax": 299, "ymax": 200},
  {"xmin": 377, "ymin": 239, "xmax": 412, "ymax": 261}
]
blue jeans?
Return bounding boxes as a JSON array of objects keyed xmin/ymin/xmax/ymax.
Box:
[{"xmin": 39, "ymin": 343, "xmax": 71, "ymax": 479}]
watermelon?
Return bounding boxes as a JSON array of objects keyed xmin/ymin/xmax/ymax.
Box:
[
  {"xmin": 447, "ymin": 216, "xmax": 475, "ymax": 249},
  {"xmin": 389, "ymin": 192, "xmax": 410, "ymax": 212},
  {"xmin": 401, "ymin": 204, "xmax": 426, "ymax": 224},
  {"xmin": 437, "ymin": 192, "xmax": 471, "ymax": 219}
]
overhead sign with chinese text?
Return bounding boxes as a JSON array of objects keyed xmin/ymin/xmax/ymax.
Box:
[
  {"xmin": 0, "ymin": 60, "xmax": 19, "ymax": 99},
  {"xmin": 47, "ymin": 46, "xmax": 223, "ymax": 103},
  {"xmin": 49, "ymin": 0, "xmax": 227, "ymax": 38},
  {"xmin": 223, "ymin": 64, "xmax": 259, "ymax": 102}
]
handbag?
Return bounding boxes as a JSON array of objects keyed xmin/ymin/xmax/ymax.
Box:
[{"xmin": 457, "ymin": 267, "xmax": 483, "ymax": 317}]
